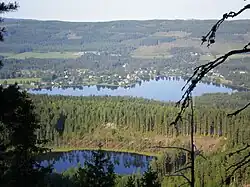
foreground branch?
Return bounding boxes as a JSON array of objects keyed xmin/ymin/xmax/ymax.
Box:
[
  {"xmin": 225, "ymin": 156, "xmax": 250, "ymax": 184},
  {"xmin": 172, "ymin": 2, "xmax": 250, "ymax": 186},
  {"xmin": 202, "ymin": 4, "xmax": 250, "ymax": 47},
  {"xmin": 228, "ymin": 144, "xmax": 250, "ymax": 157},
  {"xmin": 173, "ymin": 1, "xmax": 250, "ymax": 126},
  {"xmin": 167, "ymin": 173, "xmax": 192, "ymax": 186},
  {"xmin": 0, "ymin": 2, "xmax": 18, "ymax": 42},
  {"xmin": 173, "ymin": 45, "xmax": 250, "ymax": 126},
  {"xmin": 178, "ymin": 182, "xmax": 189, "ymax": 187},
  {"xmin": 228, "ymin": 102, "xmax": 250, "ymax": 116},
  {"xmin": 227, "ymin": 152, "xmax": 250, "ymax": 172},
  {"xmin": 0, "ymin": 2, "xmax": 18, "ymax": 14}
]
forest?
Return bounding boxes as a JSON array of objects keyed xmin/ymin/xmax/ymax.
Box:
[
  {"xmin": 26, "ymin": 92, "xmax": 250, "ymax": 186},
  {"xmin": 2, "ymin": 82, "xmax": 250, "ymax": 186},
  {"xmin": 31, "ymin": 93, "xmax": 250, "ymax": 149},
  {"xmin": 1, "ymin": 2, "xmax": 250, "ymax": 187}
]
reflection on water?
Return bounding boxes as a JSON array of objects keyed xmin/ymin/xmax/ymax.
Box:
[
  {"xmin": 29, "ymin": 78, "xmax": 234, "ymax": 102},
  {"xmin": 39, "ymin": 150, "xmax": 154, "ymax": 174}
]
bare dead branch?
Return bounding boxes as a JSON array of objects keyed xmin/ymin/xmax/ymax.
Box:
[
  {"xmin": 178, "ymin": 182, "xmax": 189, "ymax": 187},
  {"xmin": 174, "ymin": 165, "xmax": 192, "ymax": 174},
  {"xmin": 197, "ymin": 152, "xmax": 207, "ymax": 160},
  {"xmin": 226, "ymin": 157, "xmax": 250, "ymax": 182},
  {"xmin": 171, "ymin": 2, "xmax": 250, "ymax": 186},
  {"xmin": 173, "ymin": 46, "xmax": 250, "ymax": 125},
  {"xmin": 202, "ymin": 4, "xmax": 250, "ymax": 47},
  {"xmin": 167, "ymin": 173, "xmax": 192, "ymax": 185},
  {"xmin": 227, "ymin": 102, "xmax": 250, "ymax": 116},
  {"xmin": 174, "ymin": 3, "xmax": 250, "ymax": 124},
  {"xmin": 227, "ymin": 152, "xmax": 250, "ymax": 171},
  {"xmin": 227, "ymin": 144, "xmax": 250, "ymax": 157}
]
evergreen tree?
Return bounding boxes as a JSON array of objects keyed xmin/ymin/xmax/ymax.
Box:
[
  {"xmin": 0, "ymin": 84, "xmax": 52, "ymax": 187},
  {"xmin": 75, "ymin": 147, "xmax": 116, "ymax": 187},
  {"xmin": 140, "ymin": 167, "xmax": 161, "ymax": 187},
  {"xmin": 125, "ymin": 175, "xmax": 138, "ymax": 187}
]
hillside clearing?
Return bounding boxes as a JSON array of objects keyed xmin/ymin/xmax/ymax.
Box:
[{"xmin": 0, "ymin": 52, "xmax": 82, "ymax": 59}]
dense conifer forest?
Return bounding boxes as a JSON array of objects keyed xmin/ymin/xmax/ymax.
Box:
[
  {"xmin": 31, "ymin": 93, "xmax": 250, "ymax": 149},
  {"xmin": 27, "ymin": 92, "xmax": 250, "ymax": 186}
]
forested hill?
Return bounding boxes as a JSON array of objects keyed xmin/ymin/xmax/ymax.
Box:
[
  {"xmin": 1, "ymin": 18, "xmax": 250, "ymax": 90},
  {"xmin": 31, "ymin": 92, "xmax": 250, "ymax": 153},
  {"xmin": 1, "ymin": 18, "xmax": 250, "ymax": 53}
]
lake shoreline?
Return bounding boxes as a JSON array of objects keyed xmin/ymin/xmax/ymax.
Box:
[
  {"xmin": 51, "ymin": 147, "xmax": 159, "ymax": 157},
  {"xmin": 28, "ymin": 79, "xmax": 234, "ymax": 102}
]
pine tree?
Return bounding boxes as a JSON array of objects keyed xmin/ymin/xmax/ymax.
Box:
[
  {"xmin": 140, "ymin": 167, "xmax": 161, "ymax": 187},
  {"xmin": 0, "ymin": 84, "xmax": 52, "ymax": 187},
  {"xmin": 75, "ymin": 147, "xmax": 116, "ymax": 187}
]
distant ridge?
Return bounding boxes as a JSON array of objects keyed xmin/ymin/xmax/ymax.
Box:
[{"xmin": 3, "ymin": 17, "xmax": 250, "ymax": 23}]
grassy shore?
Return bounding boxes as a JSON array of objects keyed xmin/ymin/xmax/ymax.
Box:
[{"xmin": 48, "ymin": 127, "xmax": 225, "ymax": 158}]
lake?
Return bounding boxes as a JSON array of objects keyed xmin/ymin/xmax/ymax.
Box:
[
  {"xmin": 29, "ymin": 78, "xmax": 234, "ymax": 101},
  {"xmin": 39, "ymin": 150, "xmax": 154, "ymax": 174}
]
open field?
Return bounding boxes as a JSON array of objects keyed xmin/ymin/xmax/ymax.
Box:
[
  {"xmin": 0, "ymin": 78, "xmax": 41, "ymax": 84},
  {"xmin": 131, "ymin": 54, "xmax": 173, "ymax": 59},
  {"xmin": 0, "ymin": 52, "xmax": 82, "ymax": 59},
  {"xmin": 200, "ymin": 53, "xmax": 250, "ymax": 62},
  {"xmin": 152, "ymin": 31, "xmax": 191, "ymax": 38},
  {"xmin": 131, "ymin": 44, "xmax": 175, "ymax": 59},
  {"xmin": 131, "ymin": 36, "xmax": 247, "ymax": 59},
  {"xmin": 54, "ymin": 126, "xmax": 226, "ymax": 155}
]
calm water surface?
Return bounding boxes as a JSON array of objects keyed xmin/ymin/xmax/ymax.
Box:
[
  {"xmin": 30, "ymin": 79, "xmax": 233, "ymax": 101},
  {"xmin": 40, "ymin": 150, "xmax": 154, "ymax": 174}
]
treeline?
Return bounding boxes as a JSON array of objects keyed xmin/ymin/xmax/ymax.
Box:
[
  {"xmin": 31, "ymin": 93, "xmax": 250, "ymax": 149},
  {"xmin": 2, "ymin": 19, "xmax": 250, "ymax": 53}
]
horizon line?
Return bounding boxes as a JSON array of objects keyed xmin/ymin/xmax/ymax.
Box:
[{"xmin": 4, "ymin": 17, "xmax": 250, "ymax": 23}]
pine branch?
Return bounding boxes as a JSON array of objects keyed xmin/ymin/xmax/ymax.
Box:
[
  {"xmin": 0, "ymin": 2, "xmax": 18, "ymax": 13},
  {"xmin": 0, "ymin": 2, "xmax": 19, "ymax": 42}
]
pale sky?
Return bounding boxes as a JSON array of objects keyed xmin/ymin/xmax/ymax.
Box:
[{"xmin": 3, "ymin": 0, "xmax": 250, "ymax": 22}]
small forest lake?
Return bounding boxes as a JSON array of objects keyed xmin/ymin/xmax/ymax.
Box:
[
  {"xmin": 39, "ymin": 150, "xmax": 154, "ymax": 174},
  {"xmin": 30, "ymin": 78, "xmax": 235, "ymax": 101}
]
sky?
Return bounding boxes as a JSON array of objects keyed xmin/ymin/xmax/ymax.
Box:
[{"xmin": 3, "ymin": 0, "xmax": 250, "ymax": 22}]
